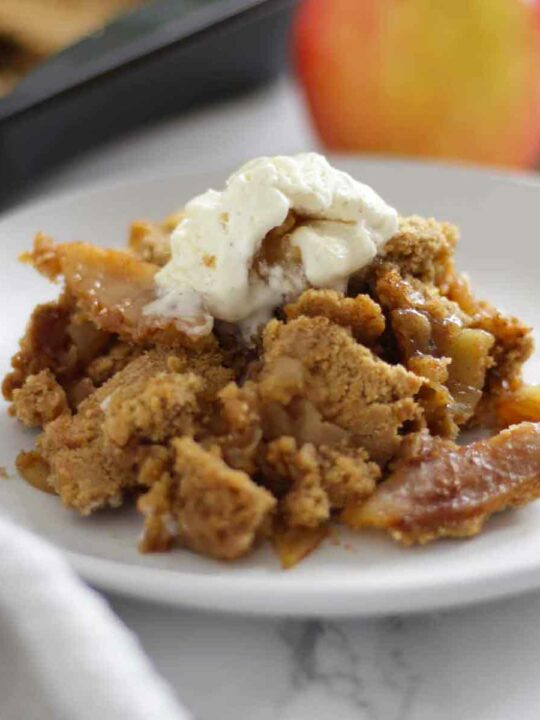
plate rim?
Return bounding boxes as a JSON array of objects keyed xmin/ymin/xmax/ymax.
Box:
[
  {"xmin": 3, "ymin": 152, "xmax": 540, "ymax": 227},
  {"xmin": 68, "ymin": 544, "xmax": 540, "ymax": 617}
]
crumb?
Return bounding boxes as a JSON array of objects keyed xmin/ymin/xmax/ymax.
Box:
[
  {"xmin": 264, "ymin": 436, "xmax": 379, "ymax": 529},
  {"xmin": 285, "ymin": 289, "xmax": 385, "ymax": 346},
  {"xmin": 267, "ymin": 438, "xmax": 330, "ymax": 528},
  {"xmin": 11, "ymin": 369, "xmax": 69, "ymax": 427}
]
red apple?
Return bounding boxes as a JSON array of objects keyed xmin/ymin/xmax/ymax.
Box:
[{"xmin": 294, "ymin": 0, "xmax": 540, "ymax": 168}]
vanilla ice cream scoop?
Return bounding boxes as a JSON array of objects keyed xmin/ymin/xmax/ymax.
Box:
[{"xmin": 145, "ymin": 153, "xmax": 398, "ymax": 336}]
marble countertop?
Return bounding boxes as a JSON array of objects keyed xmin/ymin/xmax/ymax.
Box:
[
  {"xmin": 111, "ymin": 591, "xmax": 540, "ymax": 720},
  {"xmin": 15, "ymin": 77, "xmax": 540, "ymax": 720}
]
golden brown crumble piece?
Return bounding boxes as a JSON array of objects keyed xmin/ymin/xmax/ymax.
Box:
[
  {"xmin": 37, "ymin": 347, "xmax": 231, "ymax": 515},
  {"xmin": 317, "ymin": 444, "xmax": 380, "ymax": 508},
  {"xmin": 214, "ymin": 381, "xmax": 263, "ymax": 474},
  {"xmin": 3, "ymin": 294, "xmax": 74, "ymax": 400},
  {"xmin": 285, "ymin": 289, "xmax": 385, "ymax": 346},
  {"xmin": 258, "ymin": 317, "xmax": 424, "ymax": 464},
  {"xmin": 2, "ymin": 292, "xmax": 111, "ymax": 413},
  {"xmin": 173, "ymin": 351, "xmax": 235, "ymax": 405},
  {"xmin": 174, "ymin": 438, "xmax": 276, "ymax": 560},
  {"xmin": 137, "ymin": 444, "xmax": 172, "ymax": 489},
  {"xmin": 267, "ymin": 438, "xmax": 329, "ymax": 528},
  {"xmin": 139, "ymin": 438, "xmax": 276, "ymax": 560},
  {"xmin": 11, "ymin": 369, "xmax": 68, "ymax": 427},
  {"xmin": 104, "ymin": 372, "xmax": 203, "ymax": 447},
  {"xmin": 38, "ymin": 405, "xmax": 136, "ymax": 515},
  {"xmin": 380, "ymin": 215, "xmax": 458, "ymax": 290},
  {"xmin": 343, "ymin": 423, "xmax": 540, "ymax": 545},
  {"xmin": 265, "ymin": 437, "xmax": 380, "ymax": 529}
]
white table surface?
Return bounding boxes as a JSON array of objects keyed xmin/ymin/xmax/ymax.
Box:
[{"xmin": 12, "ymin": 77, "xmax": 540, "ymax": 720}]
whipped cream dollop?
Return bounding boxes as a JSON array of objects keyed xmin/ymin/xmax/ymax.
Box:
[{"xmin": 145, "ymin": 153, "xmax": 398, "ymax": 336}]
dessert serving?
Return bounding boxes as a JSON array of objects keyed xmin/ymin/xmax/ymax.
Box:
[{"xmin": 3, "ymin": 153, "xmax": 540, "ymax": 568}]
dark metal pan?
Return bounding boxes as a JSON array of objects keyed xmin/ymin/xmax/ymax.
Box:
[{"xmin": 0, "ymin": 0, "xmax": 296, "ymax": 206}]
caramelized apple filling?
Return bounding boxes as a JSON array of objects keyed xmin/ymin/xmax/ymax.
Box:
[
  {"xmin": 374, "ymin": 267, "xmax": 497, "ymax": 432},
  {"xmin": 342, "ymin": 423, "xmax": 540, "ymax": 544},
  {"xmin": 23, "ymin": 236, "xmax": 213, "ymax": 341}
]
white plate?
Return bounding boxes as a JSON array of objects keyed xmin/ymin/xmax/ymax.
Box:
[{"xmin": 1, "ymin": 157, "xmax": 540, "ymax": 618}]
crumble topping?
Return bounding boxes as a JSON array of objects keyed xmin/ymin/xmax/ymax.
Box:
[{"xmin": 4, "ymin": 162, "xmax": 539, "ymax": 568}]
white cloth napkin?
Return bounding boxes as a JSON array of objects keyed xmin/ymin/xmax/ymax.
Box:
[{"xmin": 0, "ymin": 514, "xmax": 191, "ymax": 720}]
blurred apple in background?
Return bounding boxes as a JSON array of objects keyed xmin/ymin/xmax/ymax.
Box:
[{"xmin": 294, "ymin": 0, "xmax": 540, "ymax": 168}]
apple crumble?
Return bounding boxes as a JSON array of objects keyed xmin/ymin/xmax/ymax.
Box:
[{"xmin": 3, "ymin": 154, "xmax": 540, "ymax": 567}]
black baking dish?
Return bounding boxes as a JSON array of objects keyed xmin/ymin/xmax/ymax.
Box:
[{"xmin": 0, "ymin": 0, "xmax": 297, "ymax": 205}]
